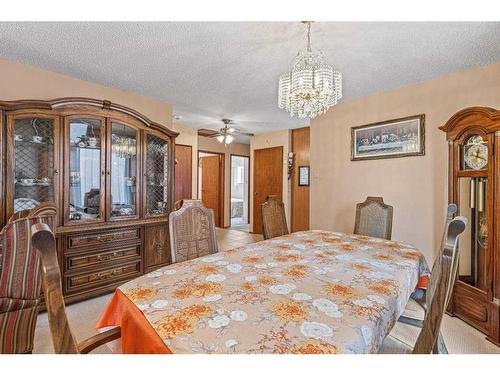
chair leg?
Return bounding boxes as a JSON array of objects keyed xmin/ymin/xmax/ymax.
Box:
[
  {"xmin": 398, "ymin": 316, "xmax": 448, "ymax": 354},
  {"xmin": 397, "ymin": 315, "xmax": 423, "ymax": 328},
  {"xmin": 437, "ymin": 331, "xmax": 448, "ymax": 354},
  {"xmin": 431, "ymin": 331, "xmax": 448, "ymax": 354}
]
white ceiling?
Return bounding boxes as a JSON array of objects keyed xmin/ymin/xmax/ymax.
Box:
[{"xmin": 0, "ymin": 22, "xmax": 499, "ymax": 142}]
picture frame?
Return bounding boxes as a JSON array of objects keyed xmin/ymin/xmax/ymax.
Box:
[
  {"xmin": 298, "ymin": 166, "xmax": 310, "ymax": 186},
  {"xmin": 351, "ymin": 114, "xmax": 425, "ymax": 161}
]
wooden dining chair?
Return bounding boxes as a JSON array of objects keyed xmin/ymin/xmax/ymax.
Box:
[
  {"xmin": 173, "ymin": 199, "xmax": 184, "ymax": 211},
  {"xmin": 30, "ymin": 223, "xmax": 121, "ymax": 354},
  {"xmin": 0, "ymin": 202, "xmax": 56, "ymax": 354},
  {"xmin": 169, "ymin": 200, "xmax": 219, "ymax": 263},
  {"xmin": 261, "ymin": 195, "xmax": 289, "ymax": 240},
  {"xmin": 353, "ymin": 196, "xmax": 393, "ymax": 240},
  {"xmin": 393, "ymin": 212, "xmax": 467, "ymax": 354},
  {"xmin": 396, "ymin": 204, "xmax": 459, "ymax": 354}
]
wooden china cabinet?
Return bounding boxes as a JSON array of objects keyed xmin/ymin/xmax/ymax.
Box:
[
  {"xmin": 0, "ymin": 98, "xmax": 178, "ymax": 304},
  {"xmin": 440, "ymin": 106, "xmax": 500, "ymax": 346}
]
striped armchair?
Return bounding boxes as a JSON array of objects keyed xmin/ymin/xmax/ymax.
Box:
[{"xmin": 0, "ymin": 203, "xmax": 56, "ymax": 354}]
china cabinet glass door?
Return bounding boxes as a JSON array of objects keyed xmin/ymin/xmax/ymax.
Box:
[
  {"xmin": 66, "ymin": 117, "xmax": 105, "ymax": 224},
  {"xmin": 9, "ymin": 115, "xmax": 58, "ymax": 215},
  {"xmin": 144, "ymin": 133, "xmax": 170, "ymax": 217},
  {"xmin": 109, "ymin": 122, "xmax": 139, "ymax": 219}
]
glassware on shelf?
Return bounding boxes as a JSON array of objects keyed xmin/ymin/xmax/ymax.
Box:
[
  {"xmin": 13, "ymin": 117, "xmax": 55, "ymax": 212},
  {"xmin": 145, "ymin": 134, "xmax": 169, "ymax": 215},
  {"xmin": 68, "ymin": 118, "xmax": 102, "ymax": 222},
  {"xmin": 110, "ymin": 122, "xmax": 138, "ymax": 218}
]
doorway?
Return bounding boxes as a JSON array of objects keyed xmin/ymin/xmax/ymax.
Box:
[
  {"xmin": 253, "ymin": 146, "xmax": 283, "ymax": 234},
  {"xmin": 230, "ymin": 154, "xmax": 250, "ymax": 232},
  {"xmin": 198, "ymin": 151, "xmax": 224, "ymax": 227},
  {"xmin": 291, "ymin": 127, "xmax": 310, "ymax": 232},
  {"xmin": 174, "ymin": 144, "xmax": 193, "ymax": 202}
]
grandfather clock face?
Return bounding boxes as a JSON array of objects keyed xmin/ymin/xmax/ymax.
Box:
[{"xmin": 462, "ymin": 135, "xmax": 488, "ymax": 171}]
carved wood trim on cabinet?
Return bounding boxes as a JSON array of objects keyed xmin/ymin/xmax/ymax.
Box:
[
  {"xmin": 0, "ymin": 98, "xmax": 178, "ymax": 305},
  {"xmin": 145, "ymin": 224, "xmax": 171, "ymax": 271}
]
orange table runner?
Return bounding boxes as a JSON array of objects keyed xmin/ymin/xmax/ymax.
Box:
[{"xmin": 96, "ymin": 289, "xmax": 171, "ymax": 354}]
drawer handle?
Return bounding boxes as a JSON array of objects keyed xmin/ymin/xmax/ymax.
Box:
[
  {"xmin": 97, "ymin": 268, "xmax": 121, "ymax": 280},
  {"xmin": 97, "ymin": 252, "xmax": 119, "ymax": 262},
  {"xmin": 97, "ymin": 272, "xmax": 111, "ymax": 280},
  {"xmin": 97, "ymin": 235, "xmax": 116, "ymax": 243},
  {"xmin": 155, "ymin": 244, "xmax": 163, "ymax": 252}
]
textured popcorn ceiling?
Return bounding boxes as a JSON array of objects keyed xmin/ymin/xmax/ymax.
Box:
[{"xmin": 0, "ymin": 22, "xmax": 499, "ymax": 141}]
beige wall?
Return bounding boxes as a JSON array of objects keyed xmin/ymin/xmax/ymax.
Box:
[
  {"xmin": 198, "ymin": 137, "xmax": 250, "ymax": 227},
  {"xmin": 0, "ymin": 58, "xmax": 173, "ymax": 127},
  {"xmin": 310, "ymin": 62, "xmax": 500, "ymax": 262},
  {"xmin": 250, "ymin": 130, "xmax": 291, "ymax": 233},
  {"xmin": 0, "ymin": 58, "xmax": 208, "ymax": 204}
]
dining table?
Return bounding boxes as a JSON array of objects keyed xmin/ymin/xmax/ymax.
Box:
[{"xmin": 96, "ymin": 230, "xmax": 429, "ymax": 354}]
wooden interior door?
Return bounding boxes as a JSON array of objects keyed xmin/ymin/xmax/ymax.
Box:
[
  {"xmin": 253, "ymin": 146, "xmax": 283, "ymax": 234},
  {"xmin": 291, "ymin": 127, "xmax": 310, "ymax": 232},
  {"xmin": 201, "ymin": 155, "xmax": 222, "ymax": 227},
  {"xmin": 174, "ymin": 144, "xmax": 192, "ymax": 202}
]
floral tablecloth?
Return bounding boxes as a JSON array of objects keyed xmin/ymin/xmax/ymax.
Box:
[{"xmin": 98, "ymin": 230, "xmax": 429, "ymax": 354}]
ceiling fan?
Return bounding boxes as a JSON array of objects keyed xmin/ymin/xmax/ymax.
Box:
[{"xmin": 198, "ymin": 119, "xmax": 254, "ymax": 145}]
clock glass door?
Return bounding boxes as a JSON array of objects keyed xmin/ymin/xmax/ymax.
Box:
[
  {"xmin": 461, "ymin": 135, "xmax": 488, "ymax": 171},
  {"xmin": 457, "ymin": 177, "xmax": 488, "ymax": 290},
  {"xmin": 456, "ymin": 133, "xmax": 490, "ymax": 291}
]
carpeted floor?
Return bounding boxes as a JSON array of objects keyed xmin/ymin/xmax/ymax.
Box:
[{"xmin": 33, "ymin": 228, "xmax": 500, "ymax": 354}]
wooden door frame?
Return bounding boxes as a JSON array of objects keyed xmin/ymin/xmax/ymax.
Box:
[
  {"xmin": 229, "ymin": 154, "xmax": 250, "ymax": 226},
  {"xmin": 197, "ymin": 150, "xmax": 225, "ymax": 228},
  {"xmin": 174, "ymin": 143, "xmax": 193, "ymax": 202},
  {"xmin": 291, "ymin": 126, "xmax": 310, "ymax": 232},
  {"xmin": 252, "ymin": 146, "xmax": 284, "ymax": 234}
]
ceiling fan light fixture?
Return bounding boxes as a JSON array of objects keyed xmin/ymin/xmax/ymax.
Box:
[
  {"xmin": 225, "ymin": 134, "xmax": 235, "ymax": 144},
  {"xmin": 216, "ymin": 135, "xmax": 225, "ymax": 143}
]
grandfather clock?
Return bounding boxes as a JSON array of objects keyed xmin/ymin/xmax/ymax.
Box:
[{"xmin": 440, "ymin": 106, "xmax": 500, "ymax": 345}]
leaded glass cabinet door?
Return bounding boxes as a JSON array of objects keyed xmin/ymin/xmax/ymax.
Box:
[
  {"xmin": 64, "ymin": 117, "xmax": 106, "ymax": 225},
  {"xmin": 6, "ymin": 113, "xmax": 59, "ymax": 218},
  {"xmin": 108, "ymin": 121, "xmax": 140, "ymax": 220},
  {"xmin": 144, "ymin": 132, "xmax": 170, "ymax": 217}
]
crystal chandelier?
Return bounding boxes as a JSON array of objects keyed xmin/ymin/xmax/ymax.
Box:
[
  {"xmin": 112, "ymin": 135, "xmax": 136, "ymax": 158},
  {"xmin": 278, "ymin": 21, "xmax": 342, "ymax": 119}
]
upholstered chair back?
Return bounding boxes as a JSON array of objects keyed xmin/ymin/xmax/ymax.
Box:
[{"xmin": 0, "ymin": 202, "xmax": 56, "ymax": 353}]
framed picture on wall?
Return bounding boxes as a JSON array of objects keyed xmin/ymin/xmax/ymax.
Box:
[
  {"xmin": 298, "ymin": 166, "xmax": 310, "ymax": 186},
  {"xmin": 351, "ymin": 114, "xmax": 425, "ymax": 161}
]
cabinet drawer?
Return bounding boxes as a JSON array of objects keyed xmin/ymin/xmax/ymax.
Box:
[
  {"xmin": 65, "ymin": 245, "xmax": 141, "ymax": 271},
  {"xmin": 65, "ymin": 260, "xmax": 141, "ymax": 293},
  {"xmin": 145, "ymin": 225, "xmax": 171, "ymax": 269},
  {"xmin": 67, "ymin": 227, "xmax": 141, "ymax": 249}
]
